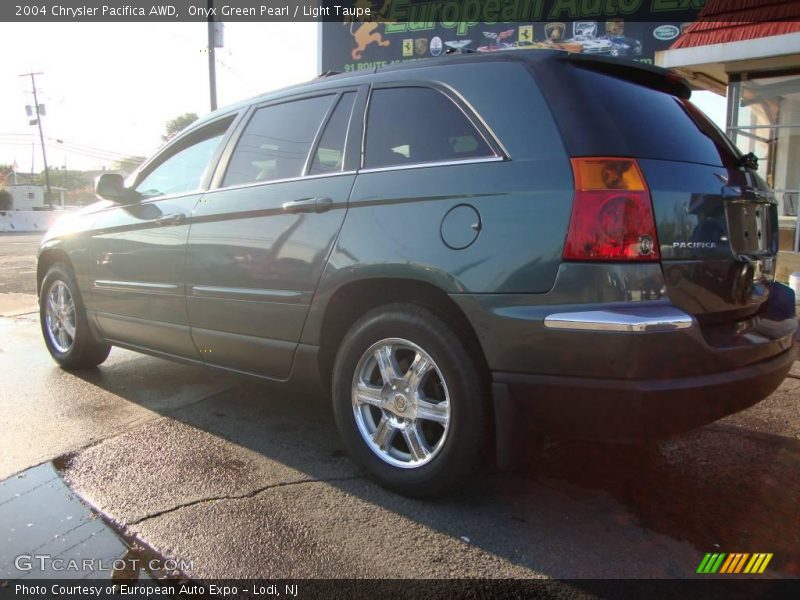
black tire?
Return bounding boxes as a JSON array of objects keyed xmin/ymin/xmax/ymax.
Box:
[
  {"xmin": 39, "ymin": 263, "xmax": 111, "ymax": 369},
  {"xmin": 332, "ymin": 303, "xmax": 487, "ymax": 498}
]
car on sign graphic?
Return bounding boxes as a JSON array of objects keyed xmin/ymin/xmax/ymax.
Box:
[
  {"xmin": 567, "ymin": 34, "xmax": 614, "ymax": 54},
  {"xmin": 604, "ymin": 35, "xmax": 643, "ymax": 56}
]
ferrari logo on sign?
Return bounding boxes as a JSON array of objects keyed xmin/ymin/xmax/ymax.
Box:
[
  {"xmin": 518, "ymin": 25, "xmax": 533, "ymax": 43},
  {"xmin": 402, "ymin": 39, "xmax": 413, "ymax": 57}
]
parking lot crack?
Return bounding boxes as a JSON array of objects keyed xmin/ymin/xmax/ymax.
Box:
[{"xmin": 126, "ymin": 475, "xmax": 363, "ymax": 526}]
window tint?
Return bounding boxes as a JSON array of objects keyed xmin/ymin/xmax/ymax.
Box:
[
  {"xmin": 223, "ymin": 95, "xmax": 335, "ymax": 186},
  {"xmin": 567, "ymin": 68, "xmax": 739, "ymax": 167},
  {"xmin": 135, "ymin": 122, "xmax": 230, "ymax": 199},
  {"xmin": 364, "ymin": 87, "xmax": 493, "ymax": 169},
  {"xmin": 309, "ymin": 92, "xmax": 355, "ymax": 175}
]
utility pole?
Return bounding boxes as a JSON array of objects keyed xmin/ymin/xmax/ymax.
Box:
[
  {"xmin": 20, "ymin": 71, "xmax": 52, "ymax": 207},
  {"xmin": 56, "ymin": 139, "xmax": 66, "ymax": 190},
  {"xmin": 207, "ymin": 0, "xmax": 217, "ymax": 111}
]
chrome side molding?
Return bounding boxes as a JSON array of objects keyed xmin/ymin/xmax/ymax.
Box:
[
  {"xmin": 94, "ymin": 280, "xmax": 179, "ymax": 291},
  {"xmin": 544, "ymin": 306, "xmax": 694, "ymax": 333}
]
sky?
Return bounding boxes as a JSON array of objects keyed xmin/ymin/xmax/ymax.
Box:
[
  {"xmin": 0, "ymin": 23, "xmax": 318, "ymax": 172},
  {"xmin": 0, "ymin": 22, "xmax": 726, "ymax": 173}
]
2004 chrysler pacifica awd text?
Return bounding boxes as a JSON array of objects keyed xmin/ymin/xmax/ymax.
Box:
[{"xmin": 37, "ymin": 51, "xmax": 798, "ymax": 497}]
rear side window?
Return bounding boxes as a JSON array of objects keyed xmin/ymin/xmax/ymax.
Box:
[
  {"xmin": 310, "ymin": 92, "xmax": 355, "ymax": 175},
  {"xmin": 223, "ymin": 95, "xmax": 334, "ymax": 187},
  {"xmin": 364, "ymin": 87, "xmax": 493, "ymax": 169},
  {"xmin": 566, "ymin": 68, "xmax": 738, "ymax": 167}
]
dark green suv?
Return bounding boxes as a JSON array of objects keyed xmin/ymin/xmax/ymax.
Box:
[{"xmin": 37, "ymin": 51, "xmax": 798, "ymax": 497}]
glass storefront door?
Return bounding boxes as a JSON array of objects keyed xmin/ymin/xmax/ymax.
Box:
[{"xmin": 727, "ymin": 71, "xmax": 800, "ymax": 251}]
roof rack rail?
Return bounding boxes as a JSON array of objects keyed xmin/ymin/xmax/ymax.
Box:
[{"xmin": 317, "ymin": 70, "xmax": 342, "ymax": 78}]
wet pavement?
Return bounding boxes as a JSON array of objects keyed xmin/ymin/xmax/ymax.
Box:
[
  {"xmin": 1, "ymin": 233, "xmax": 799, "ymax": 581},
  {"xmin": 0, "ymin": 233, "xmax": 40, "ymax": 297},
  {"xmin": 0, "ymin": 462, "xmax": 159, "ymax": 581}
]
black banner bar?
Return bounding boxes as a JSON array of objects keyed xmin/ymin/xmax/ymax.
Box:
[
  {"xmin": 2, "ymin": 579, "xmax": 800, "ymax": 600},
  {"xmin": 2, "ymin": 0, "xmax": 794, "ymax": 23}
]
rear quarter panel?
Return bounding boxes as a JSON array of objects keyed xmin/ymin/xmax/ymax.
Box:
[{"xmin": 301, "ymin": 61, "xmax": 574, "ymax": 345}]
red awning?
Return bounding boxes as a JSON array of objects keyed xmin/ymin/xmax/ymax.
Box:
[{"xmin": 671, "ymin": 0, "xmax": 800, "ymax": 49}]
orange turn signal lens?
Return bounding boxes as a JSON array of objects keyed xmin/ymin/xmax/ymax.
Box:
[
  {"xmin": 572, "ymin": 158, "xmax": 646, "ymax": 192},
  {"xmin": 564, "ymin": 157, "xmax": 659, "ymax": 262}
]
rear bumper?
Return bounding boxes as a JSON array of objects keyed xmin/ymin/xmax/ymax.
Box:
[
  {"xmin": 451, "ymin": 272, "xmax": 798, "ymax": 464},
  {"xmin": 493, "ymin": 344, "xmax": 796, "ymax": 448}
]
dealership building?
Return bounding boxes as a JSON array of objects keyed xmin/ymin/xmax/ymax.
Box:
[{"xmin": 656, "ymin": 0, "xmax": 800, "ymax": 277}]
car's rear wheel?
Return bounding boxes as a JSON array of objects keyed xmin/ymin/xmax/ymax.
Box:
[
  {"xmin": 332, "ymin": 304, "xmax": 487, "ymax": 498},
  {"xmin": 40, "ymin": 263, "xmax": 110, "ymax": 369}
]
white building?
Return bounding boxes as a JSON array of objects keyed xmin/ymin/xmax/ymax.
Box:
[{"xmin": 6, "ymin": 184, "xmax": 65, "ymax": 210}]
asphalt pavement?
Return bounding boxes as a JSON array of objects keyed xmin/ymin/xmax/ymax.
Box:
[{"xmin": 1, "ymin": 232, "xmax": 798, "ymax": 581}]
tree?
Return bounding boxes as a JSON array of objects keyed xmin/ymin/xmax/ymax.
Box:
[
  {"xmin": 162, "ymin": 112, "xmax": 199, "ymax": 142},
  {"xmin": 0, "ymin": 165, "xmax": 13, "ymax": 187},
  {"xmin": 0, "ymin": 188, "xmax": 12, "ymax": 211},
  {"xmin": 32, "ymin": 169, "xmax": 89, "ymax": 191},
  {"xmin": 111, "ymin": 155, "xmax": 147, "ymax": 175}
]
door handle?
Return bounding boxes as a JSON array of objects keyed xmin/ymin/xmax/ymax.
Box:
[
  {"xmin": 282, "ymin": 197, "xmax": 333, "ymax": 214},
  {"xmin": 154, "ymin": 212, "xmax": 186, "ymax": 226}
]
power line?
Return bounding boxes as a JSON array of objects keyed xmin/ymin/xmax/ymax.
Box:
[
  {"xmin": 0, "ymin": 140, "xmax": 134, "ymax": 164},
  {"xmin": 0, "ymin": 132, "xmax": 138, "ymax": 159}
]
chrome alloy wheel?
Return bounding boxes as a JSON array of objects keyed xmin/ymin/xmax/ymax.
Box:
[
  {"xmin": 351, "ymin": 338, "xmax": 451, "ymax": 469},
  {"xmin": 45, "ymin": 280, "xmax": 76, "ymax": 353}
]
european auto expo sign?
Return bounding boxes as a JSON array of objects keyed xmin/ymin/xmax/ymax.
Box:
[{"xmin": 318, "ymin": 0, "xmax": 704, "ymax": 73}]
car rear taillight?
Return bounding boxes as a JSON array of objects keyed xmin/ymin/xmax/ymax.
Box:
[{"xmin": 563, "ymin": 157, "xmax": 660, "ymax": 261}]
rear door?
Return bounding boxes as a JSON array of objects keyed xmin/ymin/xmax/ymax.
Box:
[{"xmin": 185, "ymin": 87, "xmax": 363, "ymax": 378}]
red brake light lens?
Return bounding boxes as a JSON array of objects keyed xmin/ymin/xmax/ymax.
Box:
[{"xmin": 563, "ymin": 158, "xmax": 660, "ymax": 262}]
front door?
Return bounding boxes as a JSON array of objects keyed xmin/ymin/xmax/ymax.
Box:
[
  {"xmin": 89, "ymin": 116, "xmax": 236, "ymax": 358},
  {"xmin": 185, "ymin": 90, "xmax": 360, "ymax": 378}
]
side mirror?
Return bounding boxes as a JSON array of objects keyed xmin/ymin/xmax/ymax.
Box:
[{"xmin": 95, "ymin": 173, "xmax": 137, "ymax": 203}]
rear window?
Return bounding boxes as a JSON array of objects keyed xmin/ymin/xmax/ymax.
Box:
[
  {"xmin": 556, "ymin": 67, "xmax": 739, "ymax": 167},
  {"xmin": 364, "ymin": 87, "xmax": 493, "ymax": 169}
]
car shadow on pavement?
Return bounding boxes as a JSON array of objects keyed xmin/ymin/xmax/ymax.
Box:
[{"xmin": 65, "ymin": 359, "xmax": 800, "ymax": 580}]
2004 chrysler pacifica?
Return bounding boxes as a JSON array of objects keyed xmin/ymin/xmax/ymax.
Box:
[{"xmin": 37, "ymin": 51, "xmax": 798, "ymax": 497}]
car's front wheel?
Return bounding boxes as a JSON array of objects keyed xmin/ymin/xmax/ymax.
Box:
[
  {"xmin": 40, "ymin": 263, "xmax": 111, "ymax": 369},
  {"xmin": 332, "ymin": 304, "xmax": 487, "ymax": 498}
]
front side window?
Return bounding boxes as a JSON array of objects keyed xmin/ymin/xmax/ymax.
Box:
[
  {"xmin": 364, "ymin": 87, "xmax": 494, "ymax": 169},
  {"xmin": 223, "ymin": 95, "xmax": 335, "ymax": 187},
  {"xmin": 135, "ymin": 119, "xmax": 232, "ymax": 199}
]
